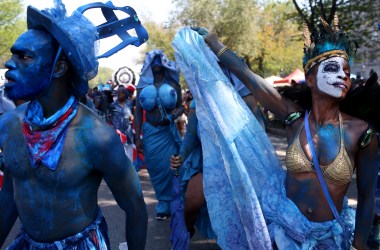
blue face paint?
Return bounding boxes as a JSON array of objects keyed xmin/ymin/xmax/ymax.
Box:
[{"xmin": 4, "ymin": 30, "xmax": 56, "ymax": 101}]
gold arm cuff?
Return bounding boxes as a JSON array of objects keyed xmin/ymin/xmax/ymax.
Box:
[{"xmin": 216, "ymin": 46, "xmax": 228, "ymax": 58}]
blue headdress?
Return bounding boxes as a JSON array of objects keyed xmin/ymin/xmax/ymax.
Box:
[
  {"xmin": 27, "ymin": 0, "xmax": 149, "ymax": 97},
  {"xmin": 303, "ymin": 14, "xmax": 357, "ymax": 75},
  {"xmin": 137, "ymin": 49, "xmax": 179, "ymax": 89}
]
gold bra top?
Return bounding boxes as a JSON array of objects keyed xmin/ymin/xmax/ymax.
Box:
[{"xmin": 285, "ymin": 113, "xmax": 354, "ymax": 185}]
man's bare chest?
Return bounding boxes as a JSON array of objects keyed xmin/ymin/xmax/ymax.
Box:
[{"xmin": 3, "ymin": 128, "xmax": 94, "ymax": 189}]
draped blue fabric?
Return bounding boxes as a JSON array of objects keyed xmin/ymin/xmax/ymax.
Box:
[
  {"xmin": 142, "ymin": 117, "xmax": 181, "ymax": 211},
  {"xmin": 172, "ymin": 27, "xmax": 276, "ymax": 250}
]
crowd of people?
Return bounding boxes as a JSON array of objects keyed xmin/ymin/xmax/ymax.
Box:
[{"xmin": 0, "ymin": 1, "xmax": 380, "ymax": 250}]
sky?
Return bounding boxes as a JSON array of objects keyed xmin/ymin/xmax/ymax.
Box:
[{"xmin": 23, "ymin": 0, "xmax": 175, "ymax": 73}]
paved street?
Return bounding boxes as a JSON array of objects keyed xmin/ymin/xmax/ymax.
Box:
[{"xmin": 2, "ymin": 130, "xmax": 358, "ymax": 250}]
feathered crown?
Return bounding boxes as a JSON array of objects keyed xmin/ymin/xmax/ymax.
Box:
[{"xmin": 303, "ymin": 14, "xmax": 357, "ymax": 75}]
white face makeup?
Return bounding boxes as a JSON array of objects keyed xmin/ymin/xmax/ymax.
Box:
[{"xmin": 316, "ymin": 57, "xmax": 348, "ymax": 98}]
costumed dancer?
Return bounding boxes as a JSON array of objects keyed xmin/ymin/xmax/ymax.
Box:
[
  {"xmin": 172, "ymin": 14, "xmax": 379, "ymax": 250},
  {"xmin": 134, "ymin": 49, "xmax": 183, "ymax": 220},
  {"xmin": 0, "ymin": 1, "xmax": 149, "ymax": 249}
]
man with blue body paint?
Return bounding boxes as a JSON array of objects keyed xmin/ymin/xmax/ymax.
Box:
[{"xmin": 0, "ymin": 1, "xmax": 148, "ymax": 249}]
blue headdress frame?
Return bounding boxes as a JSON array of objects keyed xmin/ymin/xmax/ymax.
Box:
[{"xmin": 27, "ymin": 0, "xmax": 149, "ymax": 97}]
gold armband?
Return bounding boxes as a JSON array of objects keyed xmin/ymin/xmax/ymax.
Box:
[{"xmin": 216, "ymin": 46, "xmax": 228, "ymax": 58}]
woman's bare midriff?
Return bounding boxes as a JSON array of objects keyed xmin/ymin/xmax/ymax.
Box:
[{"xmin": 285, "ymin": 172, "xmax": 350, "ymax": 222}]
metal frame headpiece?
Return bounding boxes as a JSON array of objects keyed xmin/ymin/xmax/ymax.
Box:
[{"xmin": 27, "ymin": 0, "xmax": 148, "ymax": 97}]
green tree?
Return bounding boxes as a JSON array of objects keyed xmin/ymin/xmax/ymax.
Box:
[
  {"xmin": 0, "ymin": 0, "xmax": 26, "ymax": 66},
  {"xmin": 171, "ymin": 0, "xmax": 303, "ymax": 77},
  {"xmin": 139, "ymin": 21, "xmax": 178, "ymax": 62},
  {"xmin": 253, "ymin": 1, "xmax": 303, "ymax": 76},
  {"xmin": 139, "ymin": 21, "xmax": 192, "ymax": 89},
  {"xmin": 291, "ymin": 0, "xmax": 380, "ymax": 55},
  {"xmin": 89, "ymin": 67, "xmax": 114, "ymax": 89}
]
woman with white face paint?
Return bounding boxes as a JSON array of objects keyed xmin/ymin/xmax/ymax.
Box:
[
  {"xmin": 316, "ymin": 57, "xmax": 350, "ymax": 98},
  {"xmin": 189, "ymin": 14, "xmax": 379, "ymax": 250}
]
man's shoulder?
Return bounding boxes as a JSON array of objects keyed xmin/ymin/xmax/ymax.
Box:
[
  {"xmin": 1, "ymin": 103, "xmax": 27, "ymax": 121},
  {"xmin": 74, "ymin": 104, "xmax": 118, "ymax": 139}
]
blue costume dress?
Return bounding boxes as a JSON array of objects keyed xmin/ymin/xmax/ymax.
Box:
[
  {"xmin": 172, "ymin": 27, "xmax": 355, "ymax": 250},
  {"xmin": 137, "ymin": 49, "xmax": 182, "ymax": 215}
]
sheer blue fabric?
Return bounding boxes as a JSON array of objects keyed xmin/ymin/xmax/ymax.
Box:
[{"xmin": 172, "ymin": 27, "xmax": 276, "ymax": 250}]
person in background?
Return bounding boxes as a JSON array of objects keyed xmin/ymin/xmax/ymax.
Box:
[
  {"xmin": 134, "ymin": 49, "xmax": 182, "ymax": 220},
  {"xmin": 109, "ymin": 85, "xmax": 134, "ymax": 160}
]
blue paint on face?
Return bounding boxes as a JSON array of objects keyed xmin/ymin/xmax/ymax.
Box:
[{"xmin": 4, "ymin": 30, "xmax": 56, "ymax": 101}]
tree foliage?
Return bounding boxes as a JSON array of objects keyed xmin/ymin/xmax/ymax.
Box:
[
  {"xmin": 0, "ymin": 0, "xmax": 26, "ymax": 66},
  {"xmin": 171, "ymin": 0, "xmax": 303, "ymax": 77},
  {"xmin": 89, "ymin": 67, "xmax": 114, "ymax": 89},
  {"xmin": 291, "ymin": 0, "xmax": 380, "ymax": 60},
  {"xmin": 139, "ymin": 21, "xmax": 191, "ymax": 88},
  {"xmin": 139, "ymin": 21, "xmax": 178, "ymax": 63}
]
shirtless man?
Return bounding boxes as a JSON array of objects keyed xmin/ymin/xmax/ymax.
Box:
[{"xmin": 0, "ymin": 2, "xmax": 147, "ymax": 249}]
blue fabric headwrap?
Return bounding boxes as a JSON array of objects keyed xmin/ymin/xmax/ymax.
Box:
[
  {"xmin": 151, "ymin": 56, "xmax": 162, "ymax": 68},
  {"xmin": 137, "ymin": 49, "xmax": 180, "ymax": 89}
]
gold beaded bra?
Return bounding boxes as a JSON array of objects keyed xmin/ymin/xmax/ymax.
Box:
[{"xmin": 285, "ymin": 113, "xmax": 354, "ymax": 185}]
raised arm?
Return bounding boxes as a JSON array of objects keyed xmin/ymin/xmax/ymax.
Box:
[
  {"xmin": 97, "ymin": 129, "xmax": 147, "ymax": 250},
  {"xmin": 197, "ymin": 29, "xmax": 302, "ymax": 120},
  {"xmin": 354, "ymin": 135, "xmax": 379, "ymax": 250}
]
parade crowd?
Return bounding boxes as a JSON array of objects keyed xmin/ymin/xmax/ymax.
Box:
[{"xmin": 1, "ymin": 1, "xmax": 380, "ymax": 250}]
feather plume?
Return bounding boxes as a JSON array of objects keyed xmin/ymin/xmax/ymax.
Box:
[
  {"xmin": 320, "ymin": 17, "xmax": 334, "ymax": 35},
  {"xmin": 303, "ymin": 22, "xmax": 311, "ymax": 50},
  {"xmin": 333, "ymin": 13, "xmax": 340, "ymax": 32}
]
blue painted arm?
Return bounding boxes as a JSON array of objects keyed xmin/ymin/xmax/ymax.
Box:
[{"xmin": 354, "ymin": 134, "xmax": 379, "ymax": 249}]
